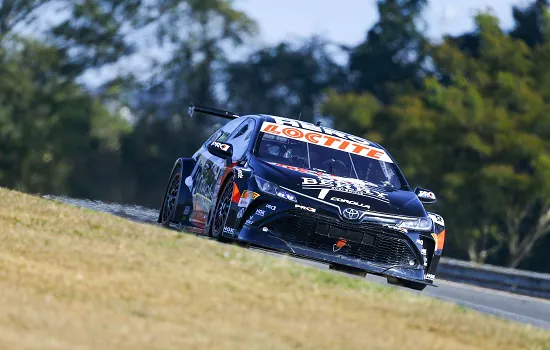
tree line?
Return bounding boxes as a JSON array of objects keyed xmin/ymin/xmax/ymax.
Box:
[{"xmin": 1, "ymin": 0, "xmax": 550, "ymax": 272}]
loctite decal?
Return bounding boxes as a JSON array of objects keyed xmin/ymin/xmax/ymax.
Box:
[{"xmin": 261, "ymin": 122, "xmax": 393, "ymax": 163}]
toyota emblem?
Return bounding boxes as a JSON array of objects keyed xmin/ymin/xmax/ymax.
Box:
[{"xmin": 342, "ymin": 208, "xmax": 360, "ymax": 221}]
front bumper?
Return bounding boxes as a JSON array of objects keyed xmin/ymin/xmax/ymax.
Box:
[{"xmin": 238, "ymin": 209, "xmax": 434, "ymax": 284}]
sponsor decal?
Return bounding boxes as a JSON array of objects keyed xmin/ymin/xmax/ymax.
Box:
[
  {"xmin": 223, "ymin": 227, "xmax": 235, "ymax": 234},
  {"xmin": 266, "ymin": 204, "xmax": 277, "ymax": 211},
  {"xmin": 238, "ymin": 198, "xmax": 251, "ymax": 208},
  {"xmin": 255, "ymin": 209, "xmax": 266, "ymax": 217},
  {"xmin": 426, "ymin": 273, "xmax": 435, "ymax": 281},
  {"xmin": 245, "ymin": 219, "xmax": 253, "ymax": 225},
  {"xmin": 266, "ymin": 116, "xmax": 378, "ymax": 148},
  {"xmin": 418, "ymin": 190, "xmax": 436, "ymax": 200},
  {"xmin": 342, "ymin": 208, "xmax": 361, "ymax": 221},
  {"xmin": 428, "ymin": 213, "xmax": 445, "ymax": 226},
  {"xmin": 183, "ymin": 206, "xmax": 190, "ymax": 215},
  {"xmin": 416, "ymin": 239, "xmax": 424, "ymax": 245},
  {"xmin": 301, "ymin": 177, "xmax": 389, "ymax": 203},
  {"xmin": 383, "ymin": 224, "xmax": 407, "ymax": 233},
  {"xmin": 211, "ymin": 141, "xmax": 230, "ymax": 152},
  {"xmin": 432, "ymin": 230, "xmax": 446, "ymax": 251},
  {"xmin": 295, "ymin": 204, "xmax": 316, "ymax": 213},
  {"xmin": 330, "ymin": 197, "xmax": 370, "ymax": 209},
  {"xmin": 237, "ymin": 168, "xmax": 244, "ymax": 179},
  {"xmin": 421, "ymin": 248, "xmax": 427, "ymax": 256},
  {"xmin": 238, "ymin": 190, "xmax": 260, "ymax": 208},
  {"xmin": 333, "ymin": 238, "xmax": 349, "ymax": 252},
  {"xmin": 241, "ymin": 190, "xmax": 260, "ymax": 200},
  {"xmin": 237, "ymin": 208, "xmax": 245, "ymax": 219},
  {"xmin": 261, "ymin": 122, "xmax": 393, "ymax": 163}
]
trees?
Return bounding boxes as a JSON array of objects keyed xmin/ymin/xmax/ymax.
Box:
[
  {"xmin": 0, "ymin": 39, "xmax": 129, "ymax": 197},
  {"xmin": 225, "ymin": 38, "xmax": 345, "ymax": 122},
  {"xmin": 349, "ymin": 0, "xmax": 428, "ymax": 103}
]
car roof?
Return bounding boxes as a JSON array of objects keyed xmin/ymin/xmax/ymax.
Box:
[{"xmin": 240, "ymin": 114, "xmax": 386, "ymax": 151}]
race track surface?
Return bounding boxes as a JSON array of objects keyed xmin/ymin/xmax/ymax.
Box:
[{"xmin": 46, "ymin": 196, "xmax": 550, "ymax": 330}]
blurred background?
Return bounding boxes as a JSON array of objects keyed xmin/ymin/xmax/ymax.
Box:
[{"xmin": 1, "ymin": 0, "xmax": 549, "ymax": 273}]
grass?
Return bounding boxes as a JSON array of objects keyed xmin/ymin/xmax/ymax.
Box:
[{"xmin": 0, "ymin": 187, "xmax": 549, "ymax": 350}]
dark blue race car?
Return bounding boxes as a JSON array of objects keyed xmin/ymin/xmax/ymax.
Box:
[{"xmin": 158, "ymin": 105, "xmax": 446, "ymax": 290}]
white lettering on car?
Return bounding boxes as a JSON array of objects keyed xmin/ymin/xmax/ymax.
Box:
[
  {"xmin": 295, "ymin": 204, "xmax": 316, "ymax": 213},
  {"xmin": 428, "ymin": 213, "xmax": 445, "ymax": 226},
  {"xmin": 418, "ymin": 190, "xmax": 436, "ymax": 200},
  {"xmin": 211, "ymin": 141, "xmax": 230, "ymax": 151},
  {"xmin": 330, "ymin": 197, "xmax": 370, "ymax": 209}
]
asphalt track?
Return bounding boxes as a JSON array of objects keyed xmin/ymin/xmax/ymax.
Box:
[{"xmin": 46, "ymin": 195, "xmax": 550, "ymax": 330}]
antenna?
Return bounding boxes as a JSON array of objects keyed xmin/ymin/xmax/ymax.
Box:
[{"xmin": 298, "ymin": 113, "xmax": 302, "ymax": 121}]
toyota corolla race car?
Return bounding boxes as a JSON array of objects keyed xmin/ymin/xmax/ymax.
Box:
[{"xmin": 158, "ymin": 105, "xmax": 446, "ymax": 290}]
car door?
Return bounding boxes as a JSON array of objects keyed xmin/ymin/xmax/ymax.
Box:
[{"xmin": 189, "ymin": 118, "xmax": 245, "ymax": 228}]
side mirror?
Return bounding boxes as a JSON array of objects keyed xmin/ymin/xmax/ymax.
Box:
[
  {"xmin": 207, "ymin": 141, "xmax": 233, "ymax": 160},
  {"xmin": 415, "ymin": 187, "xmax": 436, "ymax": 205}
]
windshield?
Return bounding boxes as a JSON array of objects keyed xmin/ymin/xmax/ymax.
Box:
[{"xmin": 256, "ymin": 132, "xmax": 406, "ymax": 189}]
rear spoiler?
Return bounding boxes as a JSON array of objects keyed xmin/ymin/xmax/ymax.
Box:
[{"xmin": 187, "ymin": 103, "xmax": 240, "ymax": 120}]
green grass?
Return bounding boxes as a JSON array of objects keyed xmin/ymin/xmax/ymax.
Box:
[{"xmin": 0, "ymin": 187, "xmax": 549, "ymax": 350}]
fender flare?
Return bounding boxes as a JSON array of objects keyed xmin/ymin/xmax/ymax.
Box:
[{"xmin": 157, "ymin": 158, "xmax": 196, "ymax": 223}]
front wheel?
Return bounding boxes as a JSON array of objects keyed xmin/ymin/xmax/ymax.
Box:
[
  {"xmin": 160, "ymin": 167, "xmax": 181, "ymax": 227},
  {"xmin": 386, "ymin": 277, "xmax": 427, "ymax": 291},
  {"xmin": 210, "ymin": 177, "xmax": 234, "ymax": 242}
]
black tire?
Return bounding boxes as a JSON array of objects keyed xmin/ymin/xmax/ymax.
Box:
[
  {"xmin": 160, "ymin": 166, "xmax": 182, "ymax": 227},
  {"xmin": 329, "ymin": 264, "xmax": 367, "ymax": 278},
  {"xmin": 210, "ymin": 176, "xmax": 234, "ymax": 242},
  {"xmin": 386, "ymin": 277, "xmax": 427, "ymax": 291}
]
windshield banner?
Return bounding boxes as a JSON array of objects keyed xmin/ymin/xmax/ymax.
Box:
[{"xmin": 260, "ymin": 122, "xmax": 393, "ymax": 163}]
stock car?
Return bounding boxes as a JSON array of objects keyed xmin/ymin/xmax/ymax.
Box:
[{"xmin": 158, "ymin": 104, "xmax": 446, "ymax": 290}]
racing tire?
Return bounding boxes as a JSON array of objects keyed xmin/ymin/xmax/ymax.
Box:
[
  {"xmin": 160, "ymin": 166, "xmax": 182, "ymax": 227},
  {"xmin": 329, "ymin": 263, "xmax": 367, "ymax": 278},
  {"xmin": 210, "ymin": 176, "xmax": 234, "ymax": 242},
  {"xmin": 386, "ymin": 277, "xmax": 427, "ymax": 291}
]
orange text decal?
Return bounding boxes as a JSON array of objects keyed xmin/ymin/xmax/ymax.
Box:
[{"xmin": 260, "ymin": 122, "xmax": 393, "ymax": 163}]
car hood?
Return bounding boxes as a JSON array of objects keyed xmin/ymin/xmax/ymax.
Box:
[{"xmin": 249, "ymin": 158, "xmax": 426, "ymax": 218}]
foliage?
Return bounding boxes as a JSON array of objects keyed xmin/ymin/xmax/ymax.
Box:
[{"xmin": 225, "ymin": 38, "xmax": 346, "ymax": 122}]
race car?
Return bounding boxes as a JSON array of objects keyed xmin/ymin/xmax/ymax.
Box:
[{"xmin": 158, "ymin": 104, "xmax": 446, "ymax": 290}]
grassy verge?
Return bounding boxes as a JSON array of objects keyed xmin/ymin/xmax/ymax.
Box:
[{"xmin": 0, "ymin": 187, "xmax": 548, "ymax": 350}]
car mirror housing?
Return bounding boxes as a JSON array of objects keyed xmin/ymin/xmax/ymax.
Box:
[
  {"xmin": 414, "ymin": 187, "xmax": 437, "ymax": 204},
  {"xmin": 207, "ymin": 141, "xmax": 233, "ymax": 160}
]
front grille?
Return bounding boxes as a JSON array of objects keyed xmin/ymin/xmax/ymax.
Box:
[{"xmin": 266, "ymin": 210, "xmax": 419, "ymax": 267}]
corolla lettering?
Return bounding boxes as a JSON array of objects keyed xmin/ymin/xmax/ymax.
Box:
[{"xmin": 330, "ymin": 197, "xmax": 370, "ymax": 209}]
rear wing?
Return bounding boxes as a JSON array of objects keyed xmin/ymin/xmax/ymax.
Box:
[{"xmin": 187, "ymin": 103, "xmax": 240, "ymax": 120}]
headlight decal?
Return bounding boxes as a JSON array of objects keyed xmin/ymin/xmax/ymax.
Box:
[{"xmin": 255, "ymin": 176, "xmax": 297, "ymax": 203}]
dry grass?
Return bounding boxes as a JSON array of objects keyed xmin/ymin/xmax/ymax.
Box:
[{"xmin": 0, "ymin": 187, "xmax": 548, "ymax": 350}]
